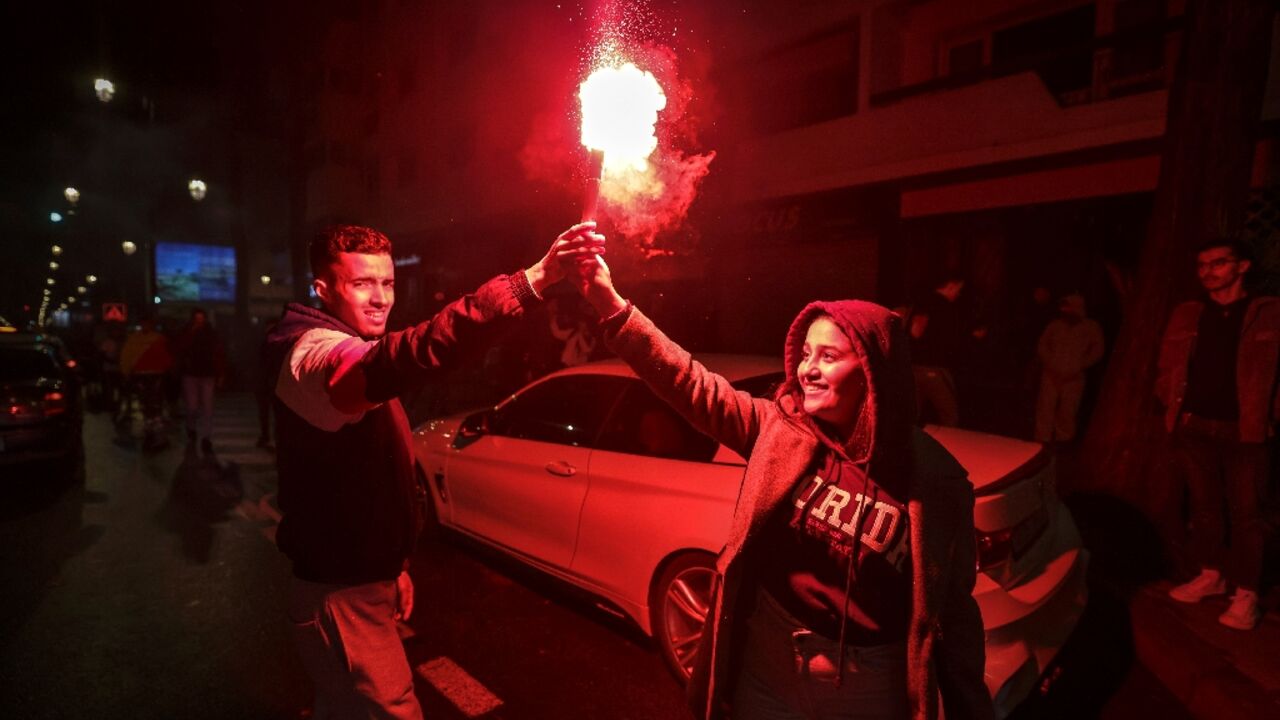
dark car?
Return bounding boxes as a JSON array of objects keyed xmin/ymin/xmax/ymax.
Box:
[{"xmin": 0, "ymin": 332, "xmax": 85, "ymax": 482}]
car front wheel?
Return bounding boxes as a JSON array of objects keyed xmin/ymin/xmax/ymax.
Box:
[{"xmin": 650, "ymin": 551, "xmax": 717, "ymax": 683}]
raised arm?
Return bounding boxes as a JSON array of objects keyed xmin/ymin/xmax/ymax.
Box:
[
  {"xmin": 328, "ymin": 223, "xmax": 605, "ymax": 412},
  {"xmin": 574, "ymin": 254, "xmax": 763, "ymax": 457}
]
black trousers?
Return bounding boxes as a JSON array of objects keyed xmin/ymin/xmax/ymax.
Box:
[{"xmin": 1173, "ymin": 414, "xmax": 1271, "ymax": 590}]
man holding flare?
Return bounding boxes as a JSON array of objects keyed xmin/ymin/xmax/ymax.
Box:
[{"xmin": 266, "ymin": 221, "xmax": 604, "ymax": 718}]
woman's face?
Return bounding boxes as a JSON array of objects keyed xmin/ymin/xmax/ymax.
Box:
[{"xmin": 798, "ymin": 316, "xmax": 866, "ymax": 433}]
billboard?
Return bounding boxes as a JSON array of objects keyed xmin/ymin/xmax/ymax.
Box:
[{"xmin": 155, "ymin": 242, "xmax": 236, "ymax": 303}]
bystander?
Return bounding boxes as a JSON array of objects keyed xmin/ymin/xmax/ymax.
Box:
[{"xmin": 1157, "ymin": 239, "xmax": 1279, "ymax": 631}]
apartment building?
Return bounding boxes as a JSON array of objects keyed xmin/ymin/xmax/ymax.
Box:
[{"xmin": 297, "ymin": 1, "xmax": 1279, "ymax": 348}]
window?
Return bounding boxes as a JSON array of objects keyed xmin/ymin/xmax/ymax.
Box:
[
  {"xmin": 490, "ymin": 375, "xmax": 629, "ymax": 447},
  {"xmin": 992, "ymin": 4, "xmax": 1096, "ymax": 98},
  {"xmin": 596, "ymin": 382, "xmax": 719, "ymax": 462},
  {"xmin": 0, "ymin": 348, "xmax": 59, "ymax": 381},
  {"xmin": 1111, "ymin": 0, "xmax": 1165, "ymax": 82},
  {"xmin": 947, "ymin": 40, "xmax": 984, "ymax": 77},
  {"xmin": 747, "ymin": 22, "xmax": 860, "ymax": 133}
]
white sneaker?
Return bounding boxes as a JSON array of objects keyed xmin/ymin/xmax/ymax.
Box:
[
  {"xmin": 1218, "ymin": 589, "xmax": 1262, "ymax": 630},
  {"xmin": 1168, "ymin": 568, "xmax": 1227, "ymax": 603}
]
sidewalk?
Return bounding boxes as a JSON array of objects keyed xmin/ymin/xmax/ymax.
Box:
[
  {"xmin": 1061, "ymin": 473, "xmax": 1280, "ymax": 719},
  {"xmin": 1129, "ymin": 579, "xmax": 1280, "ymax": 718}
]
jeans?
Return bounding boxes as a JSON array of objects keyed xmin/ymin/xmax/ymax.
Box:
[
  {"xmin": 1174, "ymin": 414, "xmax": 1271, "ymax": 590},
  {"xmin": 288, "ymin": 577, "xmax": 423, "ymax": 720},
  {"xmin": 732, "ymin": 588, "xmax": 909, "ymax": 720},
  {"xmin": 182, "ymin": 375, "xmax": 215, "ymax": 442},
  {"xmin": 1034, "ymin": 372, "xmax": 1085, "ymax": 442}
]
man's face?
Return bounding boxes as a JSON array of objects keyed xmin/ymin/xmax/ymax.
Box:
[
  {"xmin": 1196, "ymin": 246, "xmax": 1249, "ymax": 294},
  {"xmin": 316, "ymin": 252, "xmax": 395, "ymax": 337}
]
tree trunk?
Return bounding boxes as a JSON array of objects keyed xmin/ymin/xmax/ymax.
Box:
[{"xmin": 1080, "ymin": 0, "xmax": 1274, "ymax": 523}]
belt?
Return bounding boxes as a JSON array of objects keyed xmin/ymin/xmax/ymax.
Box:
[{"xmin": 1178, "ymin": 412, "xmax": 1239, "ymax": 441}]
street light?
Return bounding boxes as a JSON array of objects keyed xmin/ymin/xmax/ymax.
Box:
[
  {"xmin": 51, "ymin": 245, "xmax": 63, "ymax": 256},
  {"xmin": 64, "ymin": 187, "xmax": 80, "ymax": 205},
  {"xmin": 46, "ymin": 278, "xmax": 55, "ymax": 286},
  {"xmin": 94, "ymin": 78, "xmax": 115, "ymax": 102},
  {"xmin": 86, "ymin": 274, "xmax": 98, "ymax": 284},
  {"xmin": 188, "ymin": 178, "xmax": 207, "ymax": 201},
  {"xmin": 260, "ymin": 274, "xmax": 272, "ymax": 286},
  {"xmin": 50, "ymin": 212, "xmax": 63, "ymax": 223},
  {"xmin": 49, "ymin": 261, "xmax": 59, "ymax": 270},
  {"xmin": 121, "ymin": 240, "xmax": 137, "ymax": 256},
  {"xmin": 77, "ymin": 286, "xmax": 87, "ymax": 294}
]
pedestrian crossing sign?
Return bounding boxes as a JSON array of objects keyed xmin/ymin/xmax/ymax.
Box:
[{"xmin": 102, "ymin": 303, "xmax": 127, "ymax": 323}]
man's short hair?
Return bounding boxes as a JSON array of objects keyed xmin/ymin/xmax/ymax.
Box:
[
  {"xmin": 310, "ymin": 225, "xmax": 392, "ymax": 279},
  {"xmin": 1196, "ymin": 237, "xmax": 1253, "ymax": 264}
]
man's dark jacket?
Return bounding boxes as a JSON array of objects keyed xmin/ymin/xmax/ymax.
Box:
[{"xmin": 265, "ymin": 273, "xmax": 537, "ymax": 584}]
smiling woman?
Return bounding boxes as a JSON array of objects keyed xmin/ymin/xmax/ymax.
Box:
[{"xmin": 569, "ymin": 251, "xmax": 994, "ymax": 720}]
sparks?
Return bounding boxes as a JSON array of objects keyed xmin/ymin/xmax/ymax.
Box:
[{"xmin": 579, "ymin": 62, "xmax": 667, "ymax": 175}]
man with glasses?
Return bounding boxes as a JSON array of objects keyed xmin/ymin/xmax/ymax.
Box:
[{"xmin": 1157, "ymin": 239, "xmax": 1279, "ymax": 630}]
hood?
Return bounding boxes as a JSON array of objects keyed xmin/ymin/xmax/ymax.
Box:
[
  {"xmin": 268, "ymin": 303, "xmax": 357, "ymax": 350},
  {"xmin": 265, "ymin": 302, "xmax": 359, "ymax": 377},
  {"xmin": 780, "ymin": 299, "xmax": 916, "ymax": 483}
]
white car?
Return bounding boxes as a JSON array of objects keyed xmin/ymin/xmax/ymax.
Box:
[{"xmin": 412, "ymin": 355, "xmax": 1088, "ymax": 717}]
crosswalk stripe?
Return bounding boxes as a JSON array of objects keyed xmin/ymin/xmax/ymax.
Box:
[{"xmin": 416, "ymin": 657, "xmax": 503, "ymax": 717}]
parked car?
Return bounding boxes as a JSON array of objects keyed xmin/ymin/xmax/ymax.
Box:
[
  {"xmin": 412, "ymin": 355, "xmax": 1088, "ymax": 717},
  {"xmin": 0, "ymin": 331, "xmax": 85, "ymax": 482}
]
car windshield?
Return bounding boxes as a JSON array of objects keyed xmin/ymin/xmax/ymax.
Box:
[
  {"xmin": 0, "ymin": 347, "xmax": 59, "ymax": 382},
  {"xmin": 731, "ymin": 372, "xmax": 785, "ymax": 399}
]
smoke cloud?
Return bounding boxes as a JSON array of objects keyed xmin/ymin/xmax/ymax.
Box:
[{"xmin": 518, "ymin": 32, "xmax": 715, "ymax": 257}]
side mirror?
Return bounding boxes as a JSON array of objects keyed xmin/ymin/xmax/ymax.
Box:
[
  {"xmin": 454, "ymin": 409, "xmax": 492, "ymax": 449},
  {"xmin": 460, "ymin": 410, "xmax": 489, "ymax": 437}
]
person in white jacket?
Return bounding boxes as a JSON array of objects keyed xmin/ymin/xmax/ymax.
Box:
[{"xmin": 1033, "ymin": 293, "xmax": 1104, "ymax": 443}]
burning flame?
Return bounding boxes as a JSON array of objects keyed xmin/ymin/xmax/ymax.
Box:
[{"xmin": 579, "ymin": 63, "xmax": 667, "ymax": 174}]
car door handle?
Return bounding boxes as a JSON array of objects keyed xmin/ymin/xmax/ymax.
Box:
[{"xmin": 545, "ymin": 461, "xmax": 577, "ymax": 477}]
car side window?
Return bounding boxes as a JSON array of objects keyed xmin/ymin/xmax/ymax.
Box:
[
  {"xmin": 489, "ymin": 375, "xmax": 629, "ymax": 447},
  {"xmin": 596, "ymin": 382, "xmax": 719, "ymax": 462}
]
